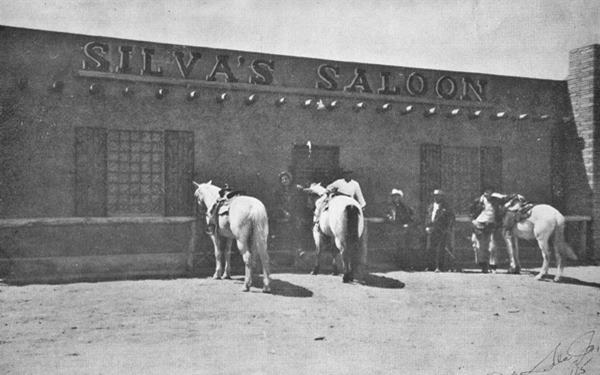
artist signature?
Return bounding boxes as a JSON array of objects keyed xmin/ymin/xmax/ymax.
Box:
[{"xmin": 489, "ymin": 330, "xmax": 599, "ymax": 375}]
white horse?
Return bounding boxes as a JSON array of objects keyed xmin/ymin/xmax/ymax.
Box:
[
  {"xmin": 304, "ymin": 183, "xmax": 367, "ymax": 283},
  {"xmin": 502, "ymin": 197, "xmax": 578, "ymax": 282},
  {"xmin": 193, "ymin": 181, "xmax": 271, "ymax": 292}
]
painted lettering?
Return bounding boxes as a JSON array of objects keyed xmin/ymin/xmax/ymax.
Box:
[
  {"xmin": 82, "ymin": 41, "xmax": 110, "ymax": 72},
  {"xmin": 406, "ymin": 72, "xmax": 426, "ymax": 96},
  {"xmin": 141, "ymin": 48, "xmax": 163, "ymax": 76},
  {"xmin": 174, "ymin": 50, "xmax": 202, "ymax": 78},
  {"xmin": 435, "ymin": 75, "xmax": 457, "ymax": 99},
  {"xmin": 117, "ymin": 45, "xmax": 133, "ymax": 74},
  {"xmin": 378, "ymin": 72, "xmax": 401, "ymax": 95},
  {"xmin": 316, "ymin": 64, "xmax": 340, "ymax": 90},
  {"xmin": 344, "ymin": 68, "xmax": 372, "ymax": 93},
  {"xmin": 460, "ymin": 77, "xmax": 487, "ymax": 101},
  {"xmin": 206, "ymin": 55, "xmax": 238, "ymax": 83},
  {"xmin": 249, "ymin": 59, "xmax": 275, "ymax": 85}
]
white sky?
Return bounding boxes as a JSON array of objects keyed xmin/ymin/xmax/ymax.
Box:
[{"xmin": 0, "ymin": 0, "xmax": 598, "ymax": 80}]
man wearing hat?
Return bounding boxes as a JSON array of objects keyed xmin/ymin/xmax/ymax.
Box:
[
  {"xmin": 424, "ymin": 189, "xmax": 455, "ymax": 272},
  {"xmin": 386, "ymin": 189, "xmax": 414, "ymax": 226},
  {"xmin": 386, "ymin": 189, "xmax": 415, "ymax": 268}
]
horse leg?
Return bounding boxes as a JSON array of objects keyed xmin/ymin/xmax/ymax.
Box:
[
  {"xmin": 331, "ymin": 247, "xmax": 341, "ymax": 276},
  {"xmin": 514, "ymin": 237, "xmax": 521, "ymax": 274},
  {"xmin": 503, "ymin": 231, "xmax": 519, "ymax": 274},
  {"xmin": 336, "ymin": 238, "xmax": 352, "ymax": 283},
  {"xmin": 212, "ymin": 236, "xmax": 224, "ymax": 279},
  {"xmin": 488, "ymin": 231, "xmax": 497, "ymax": 274},
  {"xmin": 554, "ymin": 245, "xmax": 563, "ymax": 283},
  {"xmin": 222, "ymin": 239, "xmax": 233, "ymax": 280},
  {"xmin": 311, "ymin": 226, "xmax": 324, "ymax": 275},
  {"xmin": 255, "ymin": 241, "xmax": 271, "ymax": 293},
  {"xmin": 535, "ymin": 236, "xmax": 551, "ymax": 281},
  {"xmin": 237, "ymin": 239, "xmax": 252, "ymax": 292}
]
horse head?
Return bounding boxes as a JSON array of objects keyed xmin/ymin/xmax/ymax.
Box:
[{"xmin": 192, "ymin": 180, "xmax": 220, "ymax": 210}]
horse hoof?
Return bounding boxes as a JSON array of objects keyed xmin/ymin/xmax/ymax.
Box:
[
  {"xmin": 212, "ymin": 274, "xmax": 222, "ymax": 280},
  {"xmin": 534, "ymin": 274, "xmax": 543, "ymax": 281},
  {"xmin": 242, "ymin": 286, "xmax": 251, "ymax": 292},
  {"xmin": 311, "ymin": 268, "xmax": 320, "ymax": 275},
  {"xmin": 262, "ymin": 286, "xmax": 272, "ymax": 293},
  {"xmin": 553, "ymin": 277, "xmax": 561, "ymax": 283},
  {"xmin": 342, "ymin": 274, "xmax": 353, "ymax": 283},
  {"xmin": 331, "ymin": 265, "xmax": 339, "ymax": 276},
  {"xmin": 222, "ymin": 275, "xmax": 232, "ymax": 280},
  {"xmin": 508, "ymin": 267, "xmax": 520, "ymax": 275}
]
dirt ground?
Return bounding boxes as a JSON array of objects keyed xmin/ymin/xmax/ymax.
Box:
[{"xmin": 1, "ymin": 266, "xmax": 600, "ymax": 375}]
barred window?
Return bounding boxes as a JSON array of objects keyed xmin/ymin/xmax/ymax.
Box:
[
  {"xmin": 420, "ymin": 143, "xmax": 502, "ymax": 214},
  {"xmin": 75, "ymin": 127, "xmax": 194, "ymax": 217}
]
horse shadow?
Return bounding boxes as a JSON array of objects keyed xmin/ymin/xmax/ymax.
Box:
[
  {"xmin": 231, "ymin": 276, "xmax": 314, "ymax": 297},
  {"xmin": 359, "ymin": 273, "xmax": 405, "ymax": 289},
  {"xmin": 522, "ymin": 271, "xmax": 600, "ymax": 289}
]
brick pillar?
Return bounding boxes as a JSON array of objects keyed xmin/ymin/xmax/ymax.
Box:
[{"xmin": 567, "ymin": 44, "xmax": 600, "ymax": 260}]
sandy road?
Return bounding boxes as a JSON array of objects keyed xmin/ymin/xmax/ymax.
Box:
[{"xmin": 1, "ymin": 266, "xmax": 599, "ymax": 375}]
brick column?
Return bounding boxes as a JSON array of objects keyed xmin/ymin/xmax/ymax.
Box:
[{"xmin": 567, "ymin": 44, "xmax": 600, "ymax": 260}]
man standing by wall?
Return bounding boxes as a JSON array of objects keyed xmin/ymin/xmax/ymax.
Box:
[
  {"xmin": 425, "ymin": 189, "xmax": 455, "ymax": 272},
  {"xmin": 386, "ymin": 188, "xmax": 415, "ymax": 268}
]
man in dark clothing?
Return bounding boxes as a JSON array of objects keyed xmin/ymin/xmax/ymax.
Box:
[
  {"xmin": 424, "ymin": 189, "xmax": 455, "ymax": 272},
  {"xmin": 386, "ymin": 189, "xmax": 415, "ymax": 226},
  {"xmin": 272, "ymin": 171, "xmax": 308, "ymax": 264},
  {"xmin": 386, "ymin": 189, "xmax": 416, "ymax": 268}
]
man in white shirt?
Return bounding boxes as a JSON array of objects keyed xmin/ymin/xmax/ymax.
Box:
[
  {"xmin": 327, "ymin": 170, "xmax": 366, "ymax": 208},
  {"xmin": 313, "ymin": 169, "xmax": 366, "ymax": 224}
]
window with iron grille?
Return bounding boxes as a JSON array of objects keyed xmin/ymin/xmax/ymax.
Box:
[
  {"xmin": 75, "ymin": 127, "xmax": 194, "ymax": 217},
  {"xmin": 106, "ymin": 130, "xmax": 165, "ymax": 216}
]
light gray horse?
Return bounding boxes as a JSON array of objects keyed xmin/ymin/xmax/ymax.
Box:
[
  {"xmin": 193, "ymin": 181, "xmax": 271, "ymax": 292},
  {"xmin": 304, "ymin": 183, "xmax": 368, "ymax": 283},
  {"xmin": 502, "ymin": 196, "xmax": 578, "ymax": 282}
]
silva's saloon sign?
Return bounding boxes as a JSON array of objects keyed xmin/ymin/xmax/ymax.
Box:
[{"xmin": 81, "ymin": 41, "xmax": 488, "ymax": 101}]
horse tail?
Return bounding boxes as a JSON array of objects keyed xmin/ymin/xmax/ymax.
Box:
[
  {"xmin": 554, "ymin": 220, "xmax": 578, "ymax": 261},
  {"xmin": 250, "ymin": 202, "xmax": 270, "ymax": 269},
  {"xmin": 346, "ymin": 205, "xmax": 360, "ymax": 266}
]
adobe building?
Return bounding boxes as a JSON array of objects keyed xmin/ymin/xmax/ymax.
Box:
[{"xmin": 0, "ymin": 25, "xmax": 597, "ymax": 282}]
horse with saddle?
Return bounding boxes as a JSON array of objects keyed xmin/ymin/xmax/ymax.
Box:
[{"xmin": 470, "ymin": 191, "xmax": 577, "ymax": 282}]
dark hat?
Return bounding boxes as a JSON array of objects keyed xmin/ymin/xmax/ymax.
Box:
[{"xmin": 278, "ymin": 171, "xmax": 292, "ymax": 180}]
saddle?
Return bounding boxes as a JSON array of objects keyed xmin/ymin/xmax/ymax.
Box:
[
  {"xmin": 205, "ymin": 190, "xmax": 246, "ymax": 235},
  {"xmin": 502, "ymin": 197, "xmax": 534, "ymax": 230}
]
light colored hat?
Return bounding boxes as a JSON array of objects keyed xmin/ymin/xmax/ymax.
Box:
[
  {"xmin": 390, "ymin": 189, "xmax": 404, "ymax": 198},
  {"xmin": 433, "ymin": 189, "xmax": 444, "ymax": 195}
]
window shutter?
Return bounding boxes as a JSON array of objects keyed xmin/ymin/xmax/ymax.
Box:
[
  {"xmin": 480, "ymin": 146, "xmax": 503, "ymax": 192},
  {"xmin": 75, "ymin": 127, "xmax": 107, "ymax": 216},
  {"xmin": 420, "ymin": 143, "xmax": 441, "ymax": 213},
  {"xmin": 164, "ymin": 131, "xmax": 194, "ymax": 216}
]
